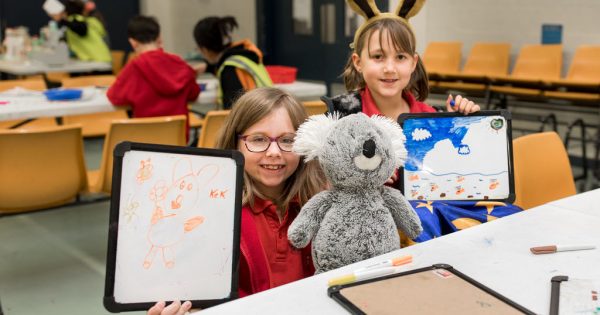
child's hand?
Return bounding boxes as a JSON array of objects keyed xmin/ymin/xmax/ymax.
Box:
[
  {"xmin": 147, "ymin": 300, "xmax": 192, "ymax": 315},
  {"xmin": 385, "ymin": 169, "xmax": 399, "ymax": 185},
  {"xmin": 446, "ymin": 94, "xmax": 480, "ymax": 115},
  {"xmin": 193, "ymin": 62, "xmax": 208, "ymax": 74}
]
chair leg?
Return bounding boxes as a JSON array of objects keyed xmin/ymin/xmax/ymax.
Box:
[{"xmin": 564, "ymin": 119, "xmax": 588, "ymax": 182}]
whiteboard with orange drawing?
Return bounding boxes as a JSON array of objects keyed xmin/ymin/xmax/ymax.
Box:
[
  {"xmin": 398, "ymin": 110, "xmax": 515, "ymax": 202},
  {"xmin": 104, "ymin": 142, "xmax": 244, "ymax": 312}
]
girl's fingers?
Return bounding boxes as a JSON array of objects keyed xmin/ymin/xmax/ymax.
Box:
[
  {"xmin": 147, "ymin": 301, "xmax": 166, "ymax": 315},
  {"xmin": 177, "ymin": 301, "xmax": 193, "ymax": 315}
]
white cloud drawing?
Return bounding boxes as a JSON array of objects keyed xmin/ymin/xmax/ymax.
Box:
[{"xmin": 412, "ymin": 128, "xmax": 431, "ymax": 141}]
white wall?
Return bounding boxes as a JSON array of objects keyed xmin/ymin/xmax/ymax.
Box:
[
  {"xmin": 140, "ymin": 0, "xmax": 600, "ymax": 75},
  {"xmin": 141, "ymin": 0, "xmax": 256, "ymax": 56},
  {"xmin": 421, "ymin": 0, "xmax": 600, "ymax": 75}
]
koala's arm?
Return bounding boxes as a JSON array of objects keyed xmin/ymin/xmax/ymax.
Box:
[
  {"xmin": 288, "ymin": 191, "xmax": 333, "ymax": 249},
  {"xmin": 382, "ymin": 187, "xmax": 423, "ymax": 239}
]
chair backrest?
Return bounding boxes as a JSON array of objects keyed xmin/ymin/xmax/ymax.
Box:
[
  {"xmin": 512, "ymin": 131, "xmax": 576, "ymax": 210},
  {"xmin": 197, "ymin": 110, "xmax": 231, "ymax": 149},
  {"xmin": 0, "ymin": 125, "xmax": 88, "ymax": 214},
  {"xmin": 565, "ymin": 45, "xmax": 600, "ymax": 81},
  {"xmin": 511, "ymin": 44, "xmax": 563, "ymax": 80},
  {"xmin": 0, "ymin": 78, "xmax": 46, "ymax": 92},
  {"xmin": 61, "ymin": 75, "xmax": 116, "ymax": 88},
  {"xmin": 111, "ymin": 50, "xmax": 126, "ymax": 75},
  {"xmin": 422, "ymin": 41, "xmax": 463, "ymax": 75},
  {"xmin": 93, "ymin": 115, "xmax": 187, "ymax": 194},
  {"xmin": 302, "ymin": 100, "xmax": 327, "ymax": 116},
  {"xmin": 462, "ymin": 42, "xmax": 511, "ymax": 77}
]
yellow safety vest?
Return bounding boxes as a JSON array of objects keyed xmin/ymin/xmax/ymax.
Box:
[{"xmin": 216, "ymin": 55, "xmax": 273, "ymax": 108}]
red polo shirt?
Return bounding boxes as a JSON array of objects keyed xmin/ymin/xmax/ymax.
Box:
[
  {"xmin": 360, "ymin": 87, "xmax": 436, "ymax": 118},
  {"xmin": 249, "ymin": 197, "xmax": 307, "ymax": 288}
]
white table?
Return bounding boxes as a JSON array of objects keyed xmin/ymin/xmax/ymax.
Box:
[
  {"xmin": 201, "ymin": 191, "xmax": 600, "ymax": 314},
  {"xmin": 195, "ymin": 78, "xmax": 327, "ymax": 106},
  {"xmin": 0, "ymin": 88, "xmax": 114, "ymax": 121},
  {"xmin": 0, "ymin": 58, "xmax": 111, "ymax": 76}
]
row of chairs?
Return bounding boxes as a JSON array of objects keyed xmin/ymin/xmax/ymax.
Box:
[
  {"xmin": 423, "ymin": 42, "xmax": 600, "ymax": 104},
  {"xmin": 0, "ymin": 115, "xmax": 187, "ymax": 215}
]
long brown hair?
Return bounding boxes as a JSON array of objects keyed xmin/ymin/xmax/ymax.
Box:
[
  {"xmin": 215, "ymin": 87, "xmax": 326, "ymax": 213},
  {"xmin": 342, "ymin": 18, "xmax": 429, "ymax": 101}
]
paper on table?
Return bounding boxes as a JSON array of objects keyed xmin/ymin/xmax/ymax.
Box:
[{"xmin": 559, "ymin": 278, "xmax": 600, "ymax": 314}]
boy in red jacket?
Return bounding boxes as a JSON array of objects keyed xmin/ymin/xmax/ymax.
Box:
[{"xmin": 107, "ymin": 15, "xmax": 200, "ymax": 141}]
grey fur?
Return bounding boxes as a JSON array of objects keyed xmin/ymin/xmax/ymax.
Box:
[{"xmin": 288, "ymin": 113, "xmax": 422, "ymax": 273}]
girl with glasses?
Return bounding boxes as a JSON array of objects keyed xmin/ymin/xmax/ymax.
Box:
[{"xmin": 148, "ymin": 87, "xmax": 327, "ymax": 315}]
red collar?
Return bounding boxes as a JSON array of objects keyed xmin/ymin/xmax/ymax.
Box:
[
  {"xmin": 360, "ymin": 86, "xmax": 419, "ymax": 118},
  {"xmin": 249, "ymin": 196, "xmax": 300, "ymax": 215}
]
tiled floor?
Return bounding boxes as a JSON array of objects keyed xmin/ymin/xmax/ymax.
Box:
[{"xmin": 1, "ymin": 93, "xmax": 598, "ymax": 314}]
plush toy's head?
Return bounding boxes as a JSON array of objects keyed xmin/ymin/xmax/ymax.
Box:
[{"xmin": 294, "ymin": 113, "xmax": 406, "ymax": 189}]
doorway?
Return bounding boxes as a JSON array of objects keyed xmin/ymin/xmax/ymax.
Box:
[{"xmin": 257, "ymin": 0, "xmax": 388, "ymax": 95}]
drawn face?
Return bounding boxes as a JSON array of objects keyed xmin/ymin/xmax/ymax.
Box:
[
  {"xmin": 238, "ymin": 107, "xmax": 300, "ymax": 199},
  {"xmin": 352, "ymin": 29, "xmax": 417, "ymax": 101},
  {"xmin": 168, "ymin": 173, "xmax": 199, "ymax": 211}
]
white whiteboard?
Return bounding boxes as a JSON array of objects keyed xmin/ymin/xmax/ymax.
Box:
[
  {"xmin": 399, "ymin": 111, "xmax": 514, "ymax": 202},
  {"xmin": 104, "ymin": 142, "xmax": 243, "ymax": 312}
]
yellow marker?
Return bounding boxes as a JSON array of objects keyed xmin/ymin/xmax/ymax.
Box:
[{"xmin": 327, "ymin": 255, "xmax": 413, "ymax": 287}]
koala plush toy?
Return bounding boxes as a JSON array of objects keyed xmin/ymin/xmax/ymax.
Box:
[{"xmin": 288, "ymin": 113, "xmax": 422, "ymax": 273}]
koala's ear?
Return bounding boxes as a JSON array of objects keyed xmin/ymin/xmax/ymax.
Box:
[
  {"xmin": 370, "ymin": 115, "xmax": 408, "ymax": 168},
  {"xmin": 293, "ymin": 112, "xmax": 340, "ymax": 161}
]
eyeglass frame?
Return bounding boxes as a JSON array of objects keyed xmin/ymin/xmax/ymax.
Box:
[{"xmin": 237, "ymin": 133, "xmax": 296, "ymax": 153}]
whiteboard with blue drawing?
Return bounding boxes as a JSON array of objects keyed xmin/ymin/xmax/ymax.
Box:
[
  {"xmin": 104, "ymin": 142, "xmax": 244, "ymax": 312},
  {"xmin": 398, "ymin": 111, "xmax": 514, "ymax": 202}
]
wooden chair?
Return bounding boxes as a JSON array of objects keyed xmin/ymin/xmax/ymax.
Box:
[
  {"xmin": 0, "ymin": 125, "xmax": 88, "ymax": 214},
  {"xmin": 512, "ymin": 131, "xmax": 576, "ymax": 210},
  {"xmin": 197, "ymin": 110, "xmax": 230, "ymax": 149},
  {"xmin": 488, "ymin": 44, "xmax": 563, "ymax": 104},
  {"xmin": 436, "ymin": 43, "xmax": 511, "ymax": 94},
  {"xmin": 60, "ymin": 75, "xmax": 128, "ymax": 137},
  {"xmin": 422, "ymin": 41, "xmax": 463, "ymax": 79},
  {"xmin": 0, "ymin": 78, "xmax": 57, "ymax": 130},
  {"xmin": 544, "ymin": 45, "xmax": 600, "ymax": 102},
  {"xmin": 110, "ymin": 50, "xmax": 126, "ymax": 75},
  {"xmin": 303, "ymin": 100, "xmax": 327, "ymax": 116},
  {"xmin": 87, "ymin": 115, "xmax": 187, "ymax": 195}
]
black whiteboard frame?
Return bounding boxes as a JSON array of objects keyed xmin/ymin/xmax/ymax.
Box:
[
  {"xmin": 328, "ymin": 264, "xmax": 534, "ymax": 315},
  {"xmin": 103, "ymin": 141, "xmax": 244, "ymax": 312},
  {"xmin": 397, "ymin": 110, "xmax": 515, "ymax": 203}
]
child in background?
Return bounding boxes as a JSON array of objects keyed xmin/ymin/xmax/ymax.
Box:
[
  {"xmin": 193, "ymin": 16, "xmax": 272, "ymax": 109},
  {"xmin": 107, "ymin": 15, "xmax": 200, "ymax": 142},
  {"xmin": 147, "ymin": 87, "xmax": 327, "ymax": 315},
  {"xmin": 325, "ymin": 0, "xmax": 480, "ymax": 119},
  {"xmin": 48, "ymin": 0, "xmax": 111, "ymax": 62}
]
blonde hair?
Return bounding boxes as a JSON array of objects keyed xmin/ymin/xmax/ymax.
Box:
[
  {"xmin": 215, "ymin": 87, "xmax": 326, "ymax": 213},
  {"xmin": 342, "ymin": 18, "xmax": 429, "ymax": 101}
]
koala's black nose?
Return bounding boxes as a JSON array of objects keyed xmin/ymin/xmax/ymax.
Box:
[{"xmin": 362, "ymin": 139, "xmax": 376, "ymax": 158}]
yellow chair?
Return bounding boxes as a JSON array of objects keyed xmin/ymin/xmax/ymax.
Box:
[
  {"xmin": 111, "ymin": 50, "xmax": 126, "ymax": 75},
  {"xmin": 0, "ymin": 78, "xmax": 57, "ymax": 130},
  {"xmin": 302, "ymin": 100, "xmax": 327, "ymax": 116},
  {"xmin": 436, "ymin": 42, "xmax": 511, "ymax": 94},
  {"xmin": 87, "ymin": 115, "xmax": 187, "ymax": 195},
  {"xmin": 422, "ymin": 41, "xmax": 463, "ymax": 79},
  {"xmin": 0, "ymin": 125, "xmax": 88, "ymax": 214},
  {"xmin": 512, "ymin": 132, "xmax": 576, "ymax": 210},
  {"xmin": 544, "ymin": 45, "xmax": 600, "ymax": 102},
  {"xmin": 488, "ymin": 44, "xmax": 563, "ymax": 101},
  {"xmin": 197, "ymin": 110, "xmax": 230, "ymax": 149},
  {"xmin": 61, "ymin": 75, "xmax": 128, "ymax": 137}
]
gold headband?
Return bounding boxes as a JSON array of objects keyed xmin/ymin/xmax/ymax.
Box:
[{"xmin": 347, "ymin": 0, "xmax": 426, "ymax": 50}]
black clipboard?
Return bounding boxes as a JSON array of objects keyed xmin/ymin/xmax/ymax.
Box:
[
  {"xmin": 397, "ymin": 110, "xmax": 515, "ymax": 202},
  {"xmin": 104, "ymin": 142, "xmax": 244, "ymax": 312},
  {"xmin": 328, "ymin": 264, "xmax": 534, "ymax": 314}
]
